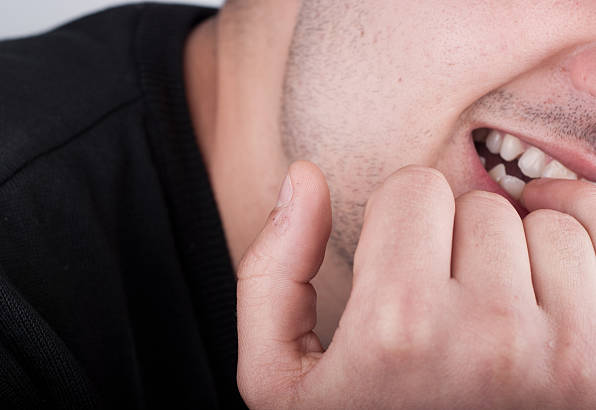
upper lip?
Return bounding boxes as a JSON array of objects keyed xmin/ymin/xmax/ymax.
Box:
[{"xmin": 471, "ymin": 123, "xmax": 596, "ymax": 181}]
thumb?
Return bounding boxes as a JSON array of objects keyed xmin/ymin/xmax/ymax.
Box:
[{"xmin": 236, "ymin": 161, "xmax": 331, "ymax": 406}]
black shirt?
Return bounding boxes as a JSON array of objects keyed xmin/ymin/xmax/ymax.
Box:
[{"xmin": 0, "ymin": 3, "xmax": 244, "ymax": 409}]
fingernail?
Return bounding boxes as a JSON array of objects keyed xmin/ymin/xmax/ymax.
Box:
[{"xmin": 276, "ymin": 174, "xmax": 293, "ymax": 208}]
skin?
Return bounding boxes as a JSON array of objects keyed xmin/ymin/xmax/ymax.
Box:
[
  {"xmin": 237, "ymin": 164, "xmax": 596, "ymax": 408},
  {"xmin": 184, "ymin": 0, "xmax": 596, "ymax": 407}
]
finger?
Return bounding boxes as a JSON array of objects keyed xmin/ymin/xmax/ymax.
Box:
[
  {"xmin": 523, "ymin": 209, "xmax": 596, "ymax": 319},
  {"xmin": 452, "ymin": 191, "xmax": 534, "ymax": 304},
  {"xmin": 236, "ymin": 161, "xmax": 331, "ymax": 396},
  {"xmin": 353, "ymin": 166, "xmax": 455, "ymax": 290},
  {"xmin": 521, "ymin": 178, "xmax": 596, "ymax": 249}
]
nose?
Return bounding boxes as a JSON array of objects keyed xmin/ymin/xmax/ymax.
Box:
[{"xmin": 568, "ymin": 46, "xmax": 596, "ymax": 97}]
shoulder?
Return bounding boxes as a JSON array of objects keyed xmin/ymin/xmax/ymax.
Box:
[{"xmin": 0, "ymin": 4, "xmax": 146, "ymax": 186}]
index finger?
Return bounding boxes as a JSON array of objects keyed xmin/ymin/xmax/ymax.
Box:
[{"xmin": 521, "ymin": 178, "xmax": 596, "ymax": 248}]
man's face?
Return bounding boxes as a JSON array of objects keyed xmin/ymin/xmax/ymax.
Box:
[{"xmin": 281, "ymin": 0, "xmax": 596, "ymax": 265}]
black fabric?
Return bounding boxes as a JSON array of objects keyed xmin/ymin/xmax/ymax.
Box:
[{"xmin": 0, "ymin": 3, "xmax": 245, "ymax": 409}]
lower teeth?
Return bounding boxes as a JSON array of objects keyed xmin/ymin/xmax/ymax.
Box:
[{"xmin": 499, "ymin": 175, "xmax": 525, "ymax": 200}]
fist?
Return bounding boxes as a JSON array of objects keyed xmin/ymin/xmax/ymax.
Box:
[{"xmin": 236, "ymin": 162, "xmax": 596, "ymax": 409}]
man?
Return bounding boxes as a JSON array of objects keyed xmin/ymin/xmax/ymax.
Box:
[{"xmin": 1, "ymin": 0, "xmax": 596, "ymax": 408}]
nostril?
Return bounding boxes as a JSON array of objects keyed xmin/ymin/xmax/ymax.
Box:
[{"xmin": 568, "ymin": 45, "xmax": 596, "ymax": 97}]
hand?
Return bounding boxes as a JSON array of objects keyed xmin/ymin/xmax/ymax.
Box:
[{"xmin": 236, "ymin": 161, "xmax": 596, "ymax": 409}]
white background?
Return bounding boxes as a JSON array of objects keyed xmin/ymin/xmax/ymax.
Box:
[{"xmin": 0, "ymin": 0, "xmax": 224, "ymax": 40}]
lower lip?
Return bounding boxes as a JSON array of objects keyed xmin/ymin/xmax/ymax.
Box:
[{"xmin": 466, "ymin": 131, "xmax": 529, "ymax": 218}]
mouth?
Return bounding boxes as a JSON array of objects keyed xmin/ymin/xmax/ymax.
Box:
[{"xmin": 472, "ymin": 127, "xmax": 595, "ymax": 212}]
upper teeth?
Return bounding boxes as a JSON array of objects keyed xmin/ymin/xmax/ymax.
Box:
[
  {"xmin": 518, "ymin": 147, "xmax": 546, "ymax": 179},
  {"xmin": 500, "ymin": 134, "xmax": 525, "ymax": 161},
  {"xmin": 541, "ymin": 160, "xmax": 577, "ymax": 180},
  {"xmin": 486, "ymin": 130, "xmax": 503, "ymax": 154},
  {"xmin": 479, "ymin": 129, "xmax": 587, "ymax": 200}
]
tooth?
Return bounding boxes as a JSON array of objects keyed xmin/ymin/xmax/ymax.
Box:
[
  {"xmin": 499, "ymin": 175, "xmax": 526, "ymax": 200},
  {"xmin": 486, "ymin": 130, "xmax": 504, "ymax": 154},
  {"xmin": 479, "ymin": 156, "xmax": 486, "ymax": 167},
  {"xmin": 541, "ymin": 160, "xmax": 577, "ymax": 180},
  {"xmin": 500, "ymin": 134, "xmax": 525, "ymax": 161},
  {"xmin": 581, "ymin": 177, "xmax": 596, "ymax": 186},
  {"xmin": 488, "ymin": 164, "xmax": 506, "ymax": 182},
  {"xmin": 518, "ymin": 147, "xmax": 546, "ymax": 178}
]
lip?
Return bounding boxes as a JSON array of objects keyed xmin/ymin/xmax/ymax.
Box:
[
  {"xmin": 475, "ymin": 123, "xmax": 596, "ymax": 182},
  {"xmin": 463, "ymin": 120, "xmax": 596, "ymax": 217}
]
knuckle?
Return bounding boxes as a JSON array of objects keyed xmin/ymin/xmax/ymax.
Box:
[
  {"xmin": 455, "ymin": 191, "xmax": 522, "ymax": 247},
  {"xmin": 457, "ymin": 190, "xmax": 517, "ymax": 216},
  {"xmin": 237, "ymin": 241, "xmax": 284, "ymax": 282},
  {"xmin": 524, "ymin": 209, "xmax": 588, "ymax": 242},
  {"xmin": 570, "ymin": 187, "xmax": 596, "ymax": 212},
  {"xmin": 475, "ymin": 313, "xmax": 530, "ymax": 388},
  {"xmin": 392, "ymin": 165, "xmax": 451, "ymax": 195},
  {"xmin": 396, "ymin": 164, "xmax": 447, "ymax": 181},
  {"xmin": 372, "ymin": 166, "xmax": 453, "ymax": 210},
  {"xmin": 479, "ymin": 347, "xmax": 519, "ymax": 391},
  {"xmin": 236, "ymin": 245, "xmax": 263, "ymax": 281},
  {"xmin": 368, "ymin": 287, "xmax": 435, "ymax": 360},
  {"xmin": 524, "ymin": 208, "xmax": 570, "ymax": 228},
  {"xmin": 551, "ymin": 318, "xmax": 596, "ymax": 370},
  {"xmin": 551, "ymin": 334, "xmax": 596, "ymax": 403}
]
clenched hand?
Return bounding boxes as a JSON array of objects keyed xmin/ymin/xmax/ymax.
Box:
[{"xmin": 236, "ymin": 161, "xmax": 596, "ymax": 409}]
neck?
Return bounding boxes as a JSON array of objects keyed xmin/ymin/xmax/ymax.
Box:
[
  {"xmin": 183, "ymin": 1, "xmax": 352, "ymax": 347},
  {"xmin": 185, "ymin": 2, "xmax": 299, "ymax": 266}
]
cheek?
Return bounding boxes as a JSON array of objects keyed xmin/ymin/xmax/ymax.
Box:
[{"xmin": 314, "ymin": 135, "xmax": 443, "ymax": 264}]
